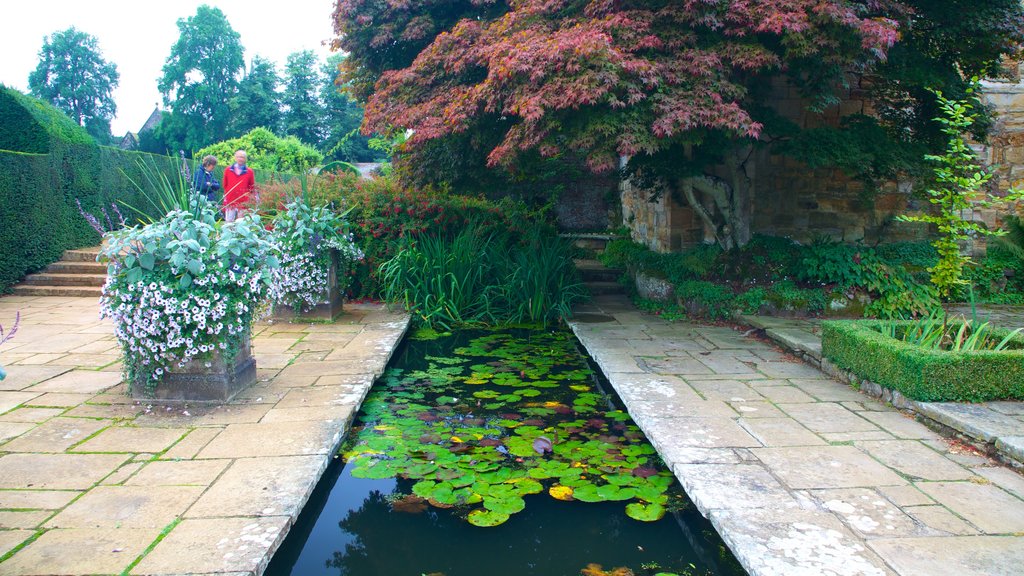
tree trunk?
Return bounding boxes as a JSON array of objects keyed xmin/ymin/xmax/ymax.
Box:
[{"xmin": 681, "ymin": 146, "xmax": 754, "ymax": 250}]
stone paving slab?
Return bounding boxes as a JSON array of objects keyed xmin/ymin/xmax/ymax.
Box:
[
  {"xmin": 0, "ymin": 297, "xmax": 408, "ymax": 575},
  {"xmin": 573, "ymin": 295, "xmax": 1024, "ymax": 576},
  {"xmin": 741, "ymin": 313, "xmax": 1024, "ymax": 467}
]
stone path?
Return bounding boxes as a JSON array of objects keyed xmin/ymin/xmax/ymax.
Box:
[
  {"xmin": 0, "ymin": 295, "xmax": 408, "ymax": 576},
  {"xmin": 741, "ymin": 311, "xmax": 1024, "ymax": 468},
  {"xmin": 571, "ymin": 295, "xmax": 1024, "ymax": 576}
]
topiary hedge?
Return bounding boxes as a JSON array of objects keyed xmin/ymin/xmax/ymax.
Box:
[
  {"xmin": 821, "ymin": 320, "xmax": 1024, "ymax": 402},
  {"xmin": 0, "ymin": 87, "xmax": 180, "ymax": 292}
]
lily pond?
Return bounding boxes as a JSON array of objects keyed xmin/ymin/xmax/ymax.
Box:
[{"xmin": 267, "ymin": 329, "xmax": 744, "ymax": 576}]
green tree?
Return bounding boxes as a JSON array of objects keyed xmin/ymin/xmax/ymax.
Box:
[
  {"xmin": 899, "ymin": 83, "xmax": 1024, "ymax": 297},
  {"xmin": 158, "ymin": 5, "xmax": 244, "ymax": 152},
  {"xmin": 320, "ymin": 54, "xmax": 376, "ymax": 163},
  {"xmin": 28, "ymin": 27, "xmax": 119, "ymax": 143},
  {"xmin": 281, "ymin": 50, "xmax": 323, "ymax": 148},
  {"xmin": 229, "ymin": 56, "xmax": 282, "ymax": 136},
  {"xmin": 333, "ymin": 0, "xmax": 1024, "ymax": 249}
]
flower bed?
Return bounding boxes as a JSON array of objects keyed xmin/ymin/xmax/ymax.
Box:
[{"xmin": 821, "ymin": 320, "xmax": 1024, "ymax": 402}]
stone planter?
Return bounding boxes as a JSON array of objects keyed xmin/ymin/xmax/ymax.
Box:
[
  {"xmin": 635, "ymin": 272, "xmax": 675, "ymax": 303},
  {"xmin": 131, "ymin": 333, "xmax": 256, "ymax": 403},
  {"xmin": 273, "ymin": 251, "xmax": 344, "ymax": 322}
]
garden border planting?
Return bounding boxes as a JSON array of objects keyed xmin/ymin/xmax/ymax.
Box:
[{"xmin": 821, "ymin": 319, "xmax": 1024, "ymax": 402}]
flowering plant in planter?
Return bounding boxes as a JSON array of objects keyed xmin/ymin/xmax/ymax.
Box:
[
  {"xmin": 268, "ymin": 197, "xmax": 363, "ymax": 314},
  {"xmin": 98, "ymin": 202, "xmax": 278, "ymax": 393}
]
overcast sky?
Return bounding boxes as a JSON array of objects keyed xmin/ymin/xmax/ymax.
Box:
[{"xmin": 1, "ymin": 0, "xmax": 337, "ymax": 135}]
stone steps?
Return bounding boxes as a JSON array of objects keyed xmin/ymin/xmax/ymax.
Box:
[
  {"xmin": 575, "ymin": 258, "xmax": 626, "ymax": 296},
  {"xmin": 12, "ymin": 247, "xmax": 105, "ymax": 297}
]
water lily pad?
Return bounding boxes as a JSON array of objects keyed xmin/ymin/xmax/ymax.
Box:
[
  {"xmin": 625, "ymin": 502, "xmax": 666, "ymax": 522},
  {"xmin": 467, "ymin": 508, "xmax": 510, "ymax": 527},
  {"xmin": 484, "ymin": 495, "xmax": 525, "ymax": 515},
  {"xmin": 549, "ymin": 484, "xmax": 574, "ymax": 501}
]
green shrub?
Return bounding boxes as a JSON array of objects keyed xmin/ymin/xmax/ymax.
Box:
[
  {"xmin": 0, "ymin": 86, "xmax": 93, "ymax": 153},
  {"xmin": 380, "ymin": 226, "xmax": 586, "ymax": 329},
  {"xmin": 334, "ymin": 174, "xmax": 548, "ymax": 298},
  {"xmin": 822, "ymin": 320, "xmax": 1024, "ymax": 401},
  {"xmin": 675, "ymin": 280, "xmax": 735, "ymax": 320},
  {"xmin": 195, "ymin": 127, "xmax": 322, "ymax": 173},
  {"xmin": 712, "ymin": 235, "xmax": 802, "ymax": 284}
]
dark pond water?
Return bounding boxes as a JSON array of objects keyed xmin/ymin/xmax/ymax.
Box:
[{"xmin": 266, "ymin": 329, "xmax": 745, "ymax": 576}]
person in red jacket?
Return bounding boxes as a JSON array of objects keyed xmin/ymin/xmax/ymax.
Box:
[{"xmin": 223, "ymin": 149, "xmax": 255, "ymax": 222}]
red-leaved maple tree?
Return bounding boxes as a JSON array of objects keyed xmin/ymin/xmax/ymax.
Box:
[{"xmin": 333, "ymin": 0, "xmax": 1024, "ymax": 248}]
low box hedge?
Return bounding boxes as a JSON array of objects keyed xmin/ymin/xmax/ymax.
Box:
[{"xmin": 821, "ymin": 320, "xmax": 1024, "ymax": 402}]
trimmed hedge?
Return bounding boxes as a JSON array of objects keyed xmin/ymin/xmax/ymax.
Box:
[
  {"xmin": 0, "ymin": 87, "xmax": 181, "ymax": 292},
  {"xmin": 821, "ymin": 320, "xmax": 1024, "ymax": 402}
]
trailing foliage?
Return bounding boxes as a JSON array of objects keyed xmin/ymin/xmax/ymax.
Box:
[
  {"xmin": 380, "ymin": 227, "xmax": 586, "ymax": 329},
  {"xmin": 98, "ymin": 202, "xmax": 278, "ymax": 391},
  {"xmin": 195, "ymin": 127, "xmax": 322, "ymax": 174},
  {"xmin": 822, "ymin": 320, "xmax": 1024, "ymax": 402}
]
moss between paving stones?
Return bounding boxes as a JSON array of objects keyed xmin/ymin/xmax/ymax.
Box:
[{"xmin": 821, "ymin": 320, "xmax": 1024, "ymax": 402}]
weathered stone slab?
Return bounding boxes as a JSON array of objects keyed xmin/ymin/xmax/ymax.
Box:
[
  {"xmin": 626, "ymin": 399, "xmax": 738, "ymax": 421},
  {"xmin": 602, "ymin": 373, "xmax": 702, "ymax": 404},
  {"xmin": 45, "ymin": 485, "xmax": 203, "ymax": 529},
  {"xmin": 869, "ymin": 536, "xmax": 1024, "ymax": 576},
  {"xmin": 0, "ymin": 453, "xmax": 130, "ymax": 489},
  {"xmin": 751, "ymin": 384, "xmax": 816, "ymax": 404},
  {"xmin": 159, "ymin": 428, "xmax": 221, "ymax": 460},
  {"xmin": 0, "ymin": 529, "xmax": 33, "ymax": 558},
  {"xmin": 856, "ymin": 440, "xmax": 975, "ymax": 481},
  {"xmin": 710, "ymin": 507, "xmax": 893, "ymax": 576},
  {"xmin": 903, "ymin": 504, "xmax": 978, "ymax": 535},
  {"xmin": 753, "ymin": 446, "xmax": 907, "ymax": 489},
  {"xmin": 73, "ymin": 426, "xmax": 189, "ymax": 454},
  {"xmin": 995, "ymin": 436, "xmax": 1024, "ymax": 464},
  {"xmin": 0, "ymin": 421, "xmax": 34, "ymax": 444},
  {"xmin": 0, "ymin": 510, "xmax": 50, "ymax": 529},
  {"xmin": 24, "ymin": 393, "xmax": 93, "ymax": 408},
  {"xmin": 730, "ymin": 400, "xmax": 787, "ymax": 418},
  {"xmin": 131, "ymin": 516, "xmax": 290, "ymax": 575},
  {"xmin": 0, "ymin": 527, "xmax": 160, "ymax": 576},
  {"xmin": 676, "ymin": 463, "xmax": 800, "ymax": 514},
  {"xmin": 789, "ymin": 379, "xmax": 869, "ymax": 402},
  {"xmin": 811, "ymin": 488, "xmax": 933, "ymax": 538},
  {"xmin": 641, "ymin": 416, "xmax": 761, "ymax": 451},
  {"xmin": 914, "ymin": 402, "xmax": 1022, "ymax": 443},
  {"xmin": 197, "ymin": 420, "xmax": 344, "ymax": 458},
  {"xmin": 639, "ymin": 355, "xmax": 715, "ymax": 376},
  {"xmin": 26, "ymin": 370, "xmax": 121, "ymax": 394},
  {"xmin": 1, "ymin": 417, "xmax": 109, "ymax": 453},
  {"xmin": 0, "ymin": 392, "xmax": 42, "ymax": 416},
  {"xmin": 915, "ymin": 481, "xmax": 1024, "ymax": 534},
  {"xmin": 754, "ymin": 361, "xmax": 825, "ymax": 379},
  {"xmin": 739, "ymin": 418, "xmax": 827, "ymax": 447},
  {"xmin": 875, "ymin": 484, "xmax": 934, "ymax": 508},
  {"xmin": 0, "ymin": 407, "xmax": 67, "ymax": 423},
  {"xmin": 779, "ymin": 403, "xmax": 880, "ymax": 434},
  {"xmin": 260, "ymin": 404, "xmax": 355, "ymax": 423},
  {"xmin": 187, "ymin": 455, "xmax": 324, "ymax": 518},
  {"xmin": 688, "ymin": 379, "xmax": 763, "ymax": 402},
  {"xmin": 856, "ymin": 411, "xmax": 941, "ymax": 440},
  {"xmin": 0, "ymin": 490, "xmax": 80, "ymax": 510},
  {"xmin": 971, "ymin": 465, "xmax": 1024, "ymax": 500},
  {"xmin": 0, "ymin": 365, "xmax": 70, "ymax": 391},
  {"xmin": 276, "ymin": 385, "xmax": 364, "ymax": 408},
  {"xmin": 126, "ymin": 459, "xmax": 231, "ymax": 487}
]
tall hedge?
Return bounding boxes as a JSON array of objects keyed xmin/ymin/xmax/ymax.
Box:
[{"xmin": 0, "ymin": 87, "xmax": 180, "ymax": 292}]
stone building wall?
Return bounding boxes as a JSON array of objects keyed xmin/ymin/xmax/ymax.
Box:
[{"xmin": 622, "ymin": 74, "xmax": 1024, "ymax": 252}]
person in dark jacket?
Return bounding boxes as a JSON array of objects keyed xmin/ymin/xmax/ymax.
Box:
[{"xmin": 193, "ymin": 155, "xmax": 221, "ymax": 204}]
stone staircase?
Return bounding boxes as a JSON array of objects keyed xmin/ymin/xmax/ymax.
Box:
[
  {"xmin": 575, "ymin": 259, "xmax": 626, "ymax": 296},
  {"xmin": 12, "ymin": 247, "xmax": 105, "ymax": 297}
]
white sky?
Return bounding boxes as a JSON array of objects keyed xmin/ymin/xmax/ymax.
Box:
[{"xmin": 1, "ymin": 0, "xmax": 338, "ymax": 135}]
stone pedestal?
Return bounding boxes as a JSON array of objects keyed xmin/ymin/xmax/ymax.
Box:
[
  {"xmin": 132, "ymin": 334, "xmax": 256, "ymax": 403},
  {"xmin": 273, "ymin": 252, "xmax": 344, "ymax": 323}
]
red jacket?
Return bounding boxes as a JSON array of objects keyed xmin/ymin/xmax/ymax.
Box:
[{"xmin": 223, "ymin": 166, "xmax": 255, "ymax": 209}]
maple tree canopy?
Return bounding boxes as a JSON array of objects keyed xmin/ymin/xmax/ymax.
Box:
[{"xmin": 334, "ymin": 0, "xmax": 1021, "ymax": 170}]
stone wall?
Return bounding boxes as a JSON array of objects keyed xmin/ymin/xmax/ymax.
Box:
[
  {"xmin": 555, "ymin": 173, "xmax": 618, "ymax": 231},
  {"xmin": 622, "ymin": 75, "xmax": 1024, "ymax": 252}
]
